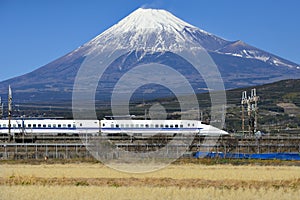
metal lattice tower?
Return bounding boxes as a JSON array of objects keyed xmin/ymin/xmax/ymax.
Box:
[
  {"xmin": 241, "ymin": 91, "xmax": 247, "ymax": 135},
  {"xmin": 250, "ymin": 88, "xmax": 259, "ymax": 133},
  {"xmin": 241, "ymin": 88, "xmax": 259, "ymax": 135}
]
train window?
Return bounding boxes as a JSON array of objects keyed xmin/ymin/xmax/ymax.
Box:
[
  {"xmin": 53, "ymin": 124, "xmax": 56, "ymax": 128},
  {"xmin": 3, "ymin": 124, "xmax": 6, "ymax": 127},
  {"xmin": 188, "ymin": 123, "xmax": 190, "ymax": 127},
  {"xmin": 27, "ymin": 124, "xmax": 31, "ymax": 128},
  {"xmin": 145, "ymin": 124, "xmax": 149, "ymax": 128},
  {"xmin": 13, "ymin": 124, "xmax": 16, "ymax": 128},
  {"xmin": 120, "ymin": 124, "xmax": 124, "ymax": 128},
  {"xmin": 48, "ymin": 124, "xmax": 51, "ymax": 128},
  {"xmin": 155, "ymin": 124, "xmax": 159, "ymax": 128},
  {"xmin": 126, "ymin": 124, "xmax": 129, "ymax": 128},
  {"xmin": 150, "ymin": 124, "xmax": 154, "ymax": 128},
  {"xmin": 58, "ymin": 124, "xmax": 61, "ymax": 128},
  {"xmin": 140, "ymin": 124, "xmax": 144, "ymax": 128},
  {"xmin": 130, "ymin": 124, "xmax": 134, "ymax": 128},
  {"xmin": 135, "ymin": 124, "xmax": 139, "ymax": 128},
  {"xmin": 38, "ymin": 124, "xmax": 41, "ymax": 128},
  {"xmin": 111, "ymin": 124, "xmax": 114, "ymax": 128},
  {"xmin": 0, "ymin": 124, "xmax": 1, "ymax": 127},
  {"xmin": 180, "ymin": 125, "xmax": 183, "ymax": 128},
  {"xmin": 165, "ymin": 125, "xmax": 169, "ymax": 128},
  {"xmin": 43, "ymin": 124, "xmax": 46, "ymax": 128},
  {"xmin": 73, "ymin": 124, "xmax": 76, "ymax": 128},
  {"xmin": 62, "ymin": 124, "xmax": 66, "ymax": 128},
  {"xmin": 102, "ymin": 123, "xmax": 105, "ymax": 127},
  {"xmin": 68, "ymin": 124, "xmax": 71, "ymax": 128},
  {"xmin": 175, "ymin": 124, "xmax": 178, "ymax": 128},
  {"xmin": 160, "ymin": 124, "xmax": 163, "ymax": 128},
  {"xmin": 170, "ymin": 125, "xmax": 174, "ymax": 128},
  {"xmin": 116, "ymin": 124, "xmax": 119, "ymax": 128},
  {"xmin": 192, "ymin": 123, "xmax": 195, "ymax": 127},
  {"xmin": 33, "ymin": 124, "xmax": 36, "ymax": 128},
  {"xmin": 79, "ymin": 123, "xmax": 82, "ymax": 127},
  {"xmin": 18, "ymin": 124, "xmax": 22, "ymax": 128}
]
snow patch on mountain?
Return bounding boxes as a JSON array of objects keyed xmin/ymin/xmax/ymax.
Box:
[{"xmin": 216, "ymin": 40, "xmax": 299, "ymax": 69}]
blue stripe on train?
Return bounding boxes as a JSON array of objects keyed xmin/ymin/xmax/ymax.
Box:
[
  {"xmin": 0, "ymin": 127, "xmax": 76, "ymax": 130},
  {"xmin": 0, "ymin": 127, "xmax": 203, "ymax": 131}
]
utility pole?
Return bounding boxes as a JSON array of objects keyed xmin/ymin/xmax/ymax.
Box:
[
  {"xmin": 0, "ymin": 97, "xmax": 3, "ymax": 119},
  {"xmin": 200, "ymin": 111, "xmax": 203, "ymax": 121},
  {"xmin": 8, "ymin": 85, "xmax": 12, "ymax": 138}
]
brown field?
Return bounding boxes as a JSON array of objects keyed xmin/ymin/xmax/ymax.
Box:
[{"xmin": 0, "ymin": 162, "xmax": 300, "ymax": 200}]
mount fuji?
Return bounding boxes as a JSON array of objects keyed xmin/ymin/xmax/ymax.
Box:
[{"xmin": 0, "ymin": 8, "xmax": 299, "ymax": 103}]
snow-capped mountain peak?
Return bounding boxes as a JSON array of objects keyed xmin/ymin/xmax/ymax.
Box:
[
  {"xmin": 86, "ymin": 8, "xmax": 227, "ymax": 53},
  {"xmin": 70, "ymin": 8, "xmax": 300, "ymax": 70},
  {"xmin": 111, "ymin": 8, "xmax": 197, "ymax": 32}
]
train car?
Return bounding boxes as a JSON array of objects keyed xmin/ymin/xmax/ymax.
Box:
[
  {"xmin": 75, "ymin": 119, "xmax": 100, "ymax": 136},
  {"xmin": 0, "ymin": 119, "xmax": 77, "ymax": 136},
  {"xmin": 100, "ymin": 119, "xmax": 228, "ymax": 137}
]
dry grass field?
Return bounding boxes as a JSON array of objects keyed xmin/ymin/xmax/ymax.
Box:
[{"xmin": 0, "ymin": 162, "xmax": 300, "ymax": 200}]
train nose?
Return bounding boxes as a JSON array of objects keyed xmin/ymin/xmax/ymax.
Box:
[
  {"xmin": 202, "ymin": 125, "xmax": 229, "ymax": 136},
  {"xmin": 220, "ymin": 129, "xmax": 229, "ymax": 135}
]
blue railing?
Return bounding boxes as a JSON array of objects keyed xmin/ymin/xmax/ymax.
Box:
[{"xmin": 194, "ymin": 152, "xmax": 300, "ymax": 160}]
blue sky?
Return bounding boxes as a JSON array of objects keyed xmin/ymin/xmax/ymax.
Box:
[{"xmin": 1, "ymin": 0, "xmax": 299, "ymax": 81}]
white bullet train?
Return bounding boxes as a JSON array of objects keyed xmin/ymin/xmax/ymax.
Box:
[
  {"xmin": 0, "ymin": 119, "xmax": 228, "ymax": 137},
  {"xmin": 99, "ymin": 119, "xmax": 228, "ymax": 137}
]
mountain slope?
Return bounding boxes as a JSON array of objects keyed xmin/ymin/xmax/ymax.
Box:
[
  {"xmin": 0, "ymin": 8, "xmax": 299, "ymax": 103},
  {"xmin": 216, "ymin": 40, "xmax": 298, "ymax": 68}
]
